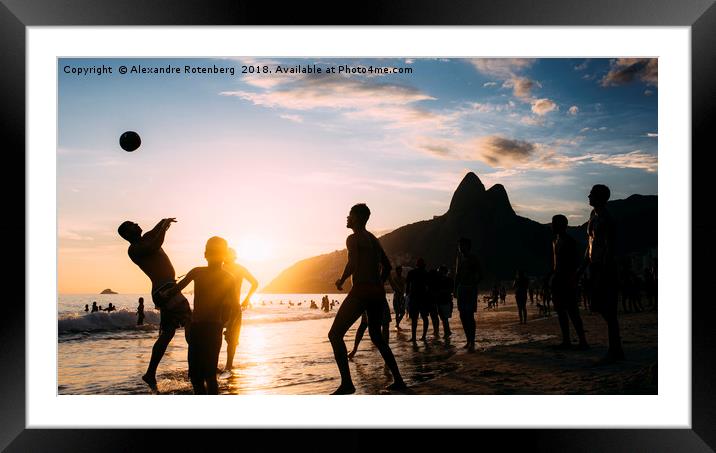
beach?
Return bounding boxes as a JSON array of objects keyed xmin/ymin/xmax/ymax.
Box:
[
  {"xmin": 59, "ymin": 293, "xmax": 656, "ymax": 395},
  {"xmin": 411, "ymin": 304, "xmax": 658, "ymax": 395}
]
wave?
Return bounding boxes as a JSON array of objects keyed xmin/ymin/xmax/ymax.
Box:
[
  {"xmin": 58, "ymin": 310, "xmax": 160, "ymax": 334},
  {"xmin": 58, "ymin": 309, "xmax": 336, "ymax": 335}
]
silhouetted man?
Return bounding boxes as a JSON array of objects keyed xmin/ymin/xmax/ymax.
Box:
[
  {"xmin": 165, "ymin": 236, "xmax": 236, "ymax": 394},
  {"xmin": 514, "ymin": 270, "xmax": 529, "ymax": 324},
  {"xmin": 137, "ymin": 297, "xmax": 145, "ymax": 326},
  {"xmin": 91, "ymin": 301, "xmax": 98, "ymax": 313},
  {"xmin": 220, "ymin": 247, "xmax": 259, "ymax": 378},
  {"xmin": 389, "ymin": 266, "xmax": 406, "ymax": 330},
  {"xmin": 551, "ymin": 214, "xmax": 588, "ymax": 349},
  {"xmin": 118, "ymin": 218, "xmax": 192, "ymax": 392},
  {"xmin": 455, "ymin": 238, "xmax": 482, "ymax": 352},
  {"xmin": 435, "ymin": 265, "xmax": 454, "ymax": 338},
  {"xmin": 406, "ymin": 258, "xmax": 430, "ymax": 342},
  {"xmin": 328, "ymin": 203, "xmax": 406, "ymax": 394},
  {"xmin": 583, "ymin": 185, "xmax": 624, "ymax": 362}
]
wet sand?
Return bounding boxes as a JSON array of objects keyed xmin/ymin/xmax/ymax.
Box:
[{"xmin": 410, "ymin": 301, "xmax": 658, "ymax": 395}]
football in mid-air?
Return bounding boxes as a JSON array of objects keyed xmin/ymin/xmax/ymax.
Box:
[{"xmin": 119, "ymin": 131, "xmax": 141, "ymax": 152}]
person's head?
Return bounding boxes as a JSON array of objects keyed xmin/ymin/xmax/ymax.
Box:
[
  {"xmin": 395, "ymin": 265, "xmax": 403, "ymax": 276},
  {"xmin": 551, "ymin": 214, "xmax": 569, "ymax": 234},
  {"xmin": 138, "ymin": 297, "xmax": 144, "ymax": 303},
  {"xmin": 225, "ymin": 247, "xmax": 237, "ymax": 264},
  {"xmin": 204, "ymin": 236, "xmax": 228, "ymax": 265},
  {"xmin": 416, "ymin": 257, "xmax": 426, "ymax": 269},
  {"xmin": 347, "ymin": 203, "xmax": 370, "ymax": 229},
  {"xmin": 588, "ymin": 184, "xmax": 610, "ymax": 208},
  {"xmin": 458, "ymin": 237, "xmax": 472, "ymax": 254},
  {"xmin": 92, "ymin": 301, "xmax": 97, "ymax": 306},
  {"xmin": 117, "ymin": 221, "xmax": 142, "ymax": 243}
]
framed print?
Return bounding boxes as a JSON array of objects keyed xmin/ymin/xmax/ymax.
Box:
[{"xmin": 5, "ymin": 0, "xmax": 715, "ymax": 450}]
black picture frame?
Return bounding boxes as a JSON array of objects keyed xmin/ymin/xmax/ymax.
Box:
[{"xmin": 4, "ymin": 0, "xmax": 714, "ymax": 450}]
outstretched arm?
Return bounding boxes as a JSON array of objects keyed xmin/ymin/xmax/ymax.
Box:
[
  {"xmin": 241, "ymin": 268, "xmax": 259, "ymax": 308},
  {"xmin": 164, "ymin": 268, "xmax": 196, "ymax": 298},
  {"xmin": 133, "ymin": 218, "xmax": 175, "ymax": 256},
  {"xmin": 336, "ymin": 235, "xmax": 357, "ymax": 291}
]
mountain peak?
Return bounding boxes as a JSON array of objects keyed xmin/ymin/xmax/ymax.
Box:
[{"xmin": 449, "ymin": 172, "xmax": 486, "ymax": 212}]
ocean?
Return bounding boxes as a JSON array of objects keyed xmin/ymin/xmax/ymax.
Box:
[{"xmin": 58, "ymin": 293, "xmax": 552, "ymax": 395}]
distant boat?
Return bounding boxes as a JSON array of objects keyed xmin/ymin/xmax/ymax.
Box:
[{"xmin": 100, "ymin": 288, "xmax": 118, "ymax": 294}]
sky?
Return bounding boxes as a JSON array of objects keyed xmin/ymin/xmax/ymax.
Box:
[{"xmin": 58, "ymin": 57, "xmax": 657, "ymax": 293}]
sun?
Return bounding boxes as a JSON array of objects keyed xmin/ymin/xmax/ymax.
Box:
[{"xmin": 234, "ymin": 236, "xmax": 273, "ymax": 262}]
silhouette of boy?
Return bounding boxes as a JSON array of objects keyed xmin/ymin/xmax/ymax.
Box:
[{"xmin": 166, "ymin": 236, "xmax": 236, "ymax": 394}]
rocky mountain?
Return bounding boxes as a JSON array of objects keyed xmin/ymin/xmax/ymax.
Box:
[{"xmin": 262, "ymin": 173, "xmax": 657, "ymax": 293}]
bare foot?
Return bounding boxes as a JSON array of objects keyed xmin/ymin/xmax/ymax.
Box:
[
  {"xmin": 347, "ymin": 350, "xmax": 357, "ymax": 360},
  {"xmin": 386, "ymin": 381, "xmax": 408, "ymax": 391},
  {"xmin": 141, "ymin": 374, "xmax": 158, "ymax": 392},
  {"xmin": 330, "ymin": 384, "xmax": 356, "ymax": 395}
]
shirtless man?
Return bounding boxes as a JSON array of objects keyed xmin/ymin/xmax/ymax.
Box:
[
  {"xmin": 328, "ymin": 203, "xmax": 407, "ymax": 394},
  {"xmin": 220, "ymin": 247, "xmax": 258, "ymax": 378},
  {"xmin": 582, "ymin": 184, "xmax": 624, "ymax": 363},
  {"xmin": 118, "ymin": 218, "xmax": 191, "ymax": 391}
]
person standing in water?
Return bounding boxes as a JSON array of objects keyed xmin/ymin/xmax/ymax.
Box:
[
  {"xmin": 91, "ymin": 301, "xmax": 99, "ymax": 313},
  {"xmin": 551, "ymin": 215, "xmax": 589, "ymax": 349},
  {"xmin": 137, "ymin": 297, "xmax": 145, "ymax": 326},
  {"xmin": 514, "ymin": 270, "xmax": 529, "ymax": 324},
  {"xmin": 389, "ymin": 266, "xmax": 406, "ymax": 330},
  {"xmin": 406, "ymin": 258, "xmax": 430, "ymax": 343},
  {"xmin": 84, "ymin": 304, "xmax": 89, "ymax": 313},
  {"xmin": 118, "ymin": 218, "xmax": 192, "ymax": 392},
  {"xmin": 328, "ymin": 203, "xmax": 407, "ymax": 395},
  {"xmin": 163, "ymin": 237, "xmax": 236, "ymax": 394},
  {"xmin": 582, "ymin": 185, "xmax": 624, "ymax": 362},
  {"xmin": 455, "ymin": 237, "xmax": 482, "ymax": 352},
  {"xmin": 435, "ymin": 265, "xmax": 454, "ymax": 339},
  {"xmin": 220, "ymin": 247, "xmax": 258, "ymax": 378}
]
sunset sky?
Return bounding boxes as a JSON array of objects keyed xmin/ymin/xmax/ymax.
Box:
[{"xmin": 58, "ymin": 57, "xmax": 657, "ymax": 293}]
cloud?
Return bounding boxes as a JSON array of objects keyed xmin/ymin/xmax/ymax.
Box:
[
  {"xmin": 405, "ymin": 59, "xmax": 415, "ymax": 64},
  {"xmin": 574, "ymin": 60, "xmax": 590, "ymax": 71},
  {"xmin": 601, "ymin": 58, "xmax": 658, "ymax": 87},
  {"xmin": 221, "ymin": 76, "xmax": 434, "ymax": 110},
  {"xmin": 644, "ymin": 132, "xmax": 658, "ymax": 138},
  {"xmin": 468, "ymin": 101, "xmax": 515, "ymax": 113},
  {"xmin": 588, "ymin": 150, "xmax": 657, "ymax": 172},
  {"xmin": 531, "ymin": 98, "xmax": 558, "ymax": 116},
  {"xmin": 644, "ymin": 89, "xmax": 654, "ymax": 96},
  {"xmin": 279, "ymin": 114, "xmax": 304, "ymax": 123},
  {"xmin": 520, "ymin": 115, "xmax": 545, "ymax": 126},
  {"xmin": 471, "ymin": 136, "xmax": 536, "ymax": 167},
  {"xmin": 503, "ymin": 77, "xmax": 541, "ymax": 100},
  {"xmin": 469, "ymin": 59, "xmax": 541, "ymax": 102},
  {"xmin": 483, "ymin": 81, "xmax": 498, "ymax": 88},
  {"xmin": 469, "ymin": 58, "xmax": 536, "ymax": 78},
  {"xmin": 221, "ymin": 75, "xmax": 450, "ymax": 130},
  {"xmin": 568, "ymin": 105, "xmax": 579, "ymax": 115},
  {"xmin": 413, "ymin": 135, "xmax": 657, "ymax": 174}
]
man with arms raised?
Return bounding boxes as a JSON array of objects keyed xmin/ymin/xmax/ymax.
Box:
[{"xmin": 118, "ymin": 218, "xmax": 191, "ymax": 392}]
